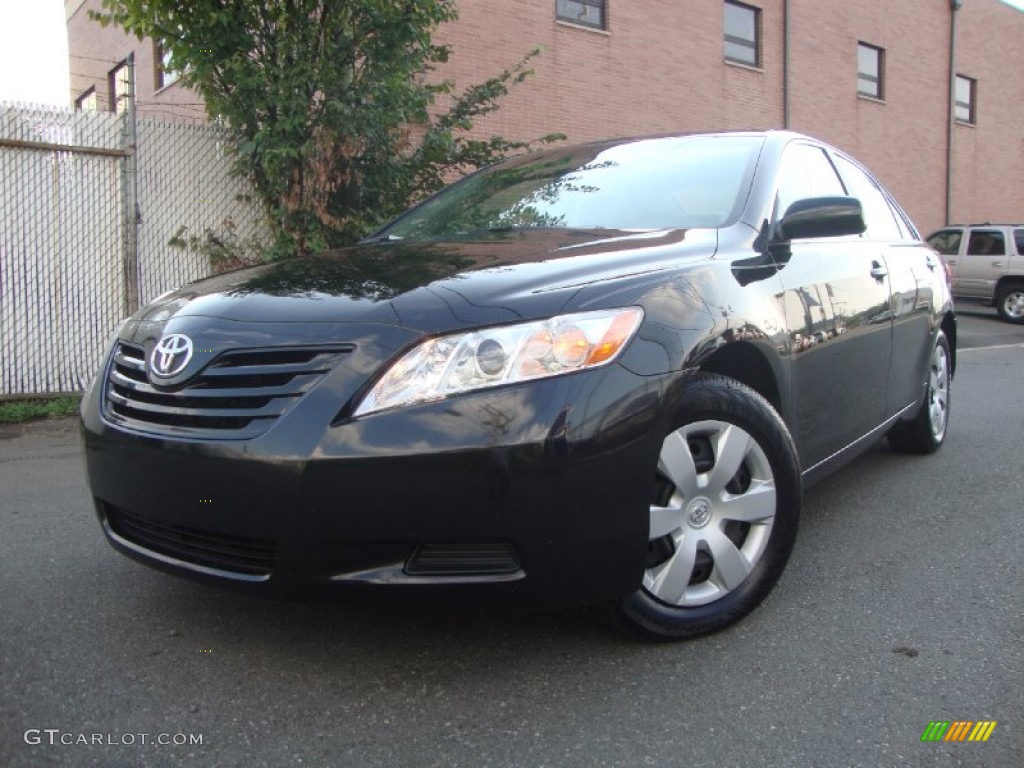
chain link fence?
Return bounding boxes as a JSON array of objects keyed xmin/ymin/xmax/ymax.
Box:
[
  {"xmin": 0, "ymin": 102, "xmax": 268, "ymax": 397},
  {"xmin": 1, "ymin": 104, "xmax": 126, "ymax": 395},
  {"xmin": 136, "ymin": 119, "xmax": 268, "ymax": 304}
]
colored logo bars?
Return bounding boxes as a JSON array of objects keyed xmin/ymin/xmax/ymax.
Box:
[{"xmin": 921, "ymin": 720, "xmax": 997, "ymax": 742}]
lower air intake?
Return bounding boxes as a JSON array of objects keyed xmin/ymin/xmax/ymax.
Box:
[
  {"xmin": 404, "ymin": 541, "xmax": 521, "ymax": 576},
  {"xmin": 102, "ymin": 502, "xmax": 276, "ymax": 577}
]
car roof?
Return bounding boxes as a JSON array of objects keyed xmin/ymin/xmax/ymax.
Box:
[
  {"xmin": 931, "ymin": 223, "xmax": 1023, "ymax": 229},
  {"xmin": 513, "ymin": 129, "xmax": 820, "ymax": 157}
]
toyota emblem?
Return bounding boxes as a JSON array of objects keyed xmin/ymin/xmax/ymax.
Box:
[{"xmin": 150, "ymin": 334, "xmax": 194, "ymax": 378}]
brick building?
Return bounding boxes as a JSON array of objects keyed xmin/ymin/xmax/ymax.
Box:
[{"xmin": 65, "ymin": 0, "xmax": 1024, "ymax": 234}]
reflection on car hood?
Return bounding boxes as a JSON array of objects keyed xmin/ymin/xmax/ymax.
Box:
[{"xmin": 135, "ymin": 228, "xmax": 718, "ymax": 333}]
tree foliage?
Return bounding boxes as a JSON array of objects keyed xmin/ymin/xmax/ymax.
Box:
[{"xmin": 94, "ymin": 0, "xmax": 562, "ymax": 257}]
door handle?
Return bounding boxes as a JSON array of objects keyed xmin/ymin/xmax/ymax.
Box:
[
  {"xmin": 870, "ymin": 261, "xmax": 888, "ymax": 279},
  {"xmin": 946, "ymin": 258, "xmax": 958, "ymax": 265},
  {"xmin": 991, "ymin": 261, "xmax": 1004, "ymax": 267}
]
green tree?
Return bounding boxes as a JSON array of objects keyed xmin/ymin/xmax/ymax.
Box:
[{"xmin": 94, "ymin": 0, "xmax": 562, "ymax": 257}]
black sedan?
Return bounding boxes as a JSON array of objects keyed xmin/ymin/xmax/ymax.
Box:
[{"xmin": 81, "ymin": 131, "xmax": 955, "ymax": 640}]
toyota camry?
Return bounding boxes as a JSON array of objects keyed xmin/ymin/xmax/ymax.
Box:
[{"xmin": 81, "ymin": 131, "xmax": 955, "ymax": 640}]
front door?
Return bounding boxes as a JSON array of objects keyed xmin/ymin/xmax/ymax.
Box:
[{"xmin": 771, "ymin": 143, "xmax": 892, "ymax": 469}]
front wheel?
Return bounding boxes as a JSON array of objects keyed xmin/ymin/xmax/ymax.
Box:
[{"xmin": 614, "ymin": 374, "xmax": 801, "ymax": 641}]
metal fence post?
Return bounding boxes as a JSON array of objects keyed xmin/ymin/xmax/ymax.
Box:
[{"xmin": 121, "ymin": 53, "xmax": 140, "ymax": 315}]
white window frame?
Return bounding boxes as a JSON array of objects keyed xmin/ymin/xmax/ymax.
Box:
[{"xmin": 857, "ymin": 42, "xmax": 884, "ymax": 100}]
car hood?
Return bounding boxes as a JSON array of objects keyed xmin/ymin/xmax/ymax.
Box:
[{"xmin": 132, "ymin": 228, "xmax": 718, "ymax": 335}]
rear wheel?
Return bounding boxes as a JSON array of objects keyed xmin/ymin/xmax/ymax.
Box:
[
  {"xmin": 887, "ymin": 330, "xmax": 951, "ymax": 454},
  {"xmin": 995, "ymin": 282, "xmax": 1024, "ymax": 324},
  {"xmin": 614, "ymin": 374, "xmax": 801, "ymax": 641}
]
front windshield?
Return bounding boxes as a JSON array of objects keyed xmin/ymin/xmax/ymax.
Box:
[{"xmin": 380, "ymin": 135, "xmax": 763, "ymax": 239}]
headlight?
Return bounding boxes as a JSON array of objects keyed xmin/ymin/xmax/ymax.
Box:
[{"xmin": 353, "ymin": 307, "xmax": 644, "ymax": 416}]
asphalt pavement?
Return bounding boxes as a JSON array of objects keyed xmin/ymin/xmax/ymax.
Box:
[{"xmin": 1, "ymin": 311, "xmax": 1021, "ymax": 768}]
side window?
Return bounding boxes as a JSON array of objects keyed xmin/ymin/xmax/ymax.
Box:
[
  {"xmin": 1014, "ymin": 229, "xmax": 1024, "ymax": 255},
  {"xmin": 832, "ymin": 155, "xmax": 902, "ymax": 241},
  {"xmin": 889, "ymin": 202, "xmax": 920, "ymax": 241},
  {"xmin": 774, "ymin": 144, "xmax": 846, "ymax": 221},
  {"xmin": 927, "ymin": 230, "xmax": 963, "ymax": 256},
  {"xmin": 966, "ymin": 229, "xmax": 1006, "ymax": 256}
]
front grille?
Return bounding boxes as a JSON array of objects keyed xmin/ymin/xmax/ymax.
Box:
[
  {"xmin": 103, "ymin": 342, "xmax": 352, "ymax": 439},
  {"xmin": 405, "ymin": 541, "xmax": 522, "ymax": 576},
  {"xmin": 103, "ymin": 503, "xmax": 275, "ymax": 577}
]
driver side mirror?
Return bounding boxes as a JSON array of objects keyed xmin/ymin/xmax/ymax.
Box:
[{"xmin": 774, "ymin": 196, "xmax": 866, "ymax": 242}]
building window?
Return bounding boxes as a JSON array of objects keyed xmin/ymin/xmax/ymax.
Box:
[
  {"xmin": 955, "ymin": 74, "xmax": 976, "ymax": 124},
  {"xmin": 109, "ymin": 60, "xmax": 133, "ymax": 114},
  {"xmin": 75, "ymin": 88, "xmax": 97, "ymax": 112},
  {"xmin": 724, "ymin": 1, "xmax": 760, "ymax": 67},
  {"xmin": 857, "ymin": 43, "xmax": 884, "ymax": 100},
  {"xmin": 556, "ymin": 0, "xmax": 605, "ymax": 30},
  {"xmin": 155, "ymin": 43, "xmax": 180, "ymax": 89}
]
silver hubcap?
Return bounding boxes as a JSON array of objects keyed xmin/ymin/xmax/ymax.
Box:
[
  {"xmin": 1003, "ymin": 291, "xmax": 1024, "ymax": 320},
  {"xmin": 645, "ymin": 420, "xmax": 776, "ymax": 607},
  {"xmin": 928, "ymin": 343, "xmax": 950, "ymax": 439}
]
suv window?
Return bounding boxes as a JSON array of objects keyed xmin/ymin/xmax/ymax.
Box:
[
  {"xmin": 967, "ymin": 230, "xmax": 1006, "ymax": 256},
  {"xmin": 928, "ymin": 229, "xmax": 963, "ymax": 256},
  {"xmin": 1015, "ymin": 229, "xmax": 1024, "ymax": 255}
]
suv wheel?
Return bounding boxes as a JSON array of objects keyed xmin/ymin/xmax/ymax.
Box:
[{"xmin": 996, "ymin": 281, "xmax": 1024, "ymax": 324}]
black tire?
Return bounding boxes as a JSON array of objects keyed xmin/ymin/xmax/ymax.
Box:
[
  {"xmin": 887, "ymin": 330, "xmax": 951, "ymax": 454},
  {"xmin": 995, "ymin": 282, "xmax": 1024, "ymax": 324},
  {"xmin": 613, "ymin": 373, "xmax": 801, "ymax": 641}
]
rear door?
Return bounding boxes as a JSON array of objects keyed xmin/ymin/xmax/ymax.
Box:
[
  {"xmin": 1012, "ymin": 228, "xmax": 1024, "ymax": 270},
  {"xmin": 832, "ymin": 153, "xmax": 937, "ymax": 418},
  {"xmin": 958, "ymin": 228, "xmax": 1009, "ymax": 299}
]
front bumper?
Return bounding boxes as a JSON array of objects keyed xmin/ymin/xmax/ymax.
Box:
[{"xmin": 82, "ymin": 362, "xmax": 669, "ymax": 608}]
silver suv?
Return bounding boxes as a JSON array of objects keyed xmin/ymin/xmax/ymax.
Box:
[{"xmin": 927, "ymin": 224, "xmax": 1024, "ymax": 323}]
